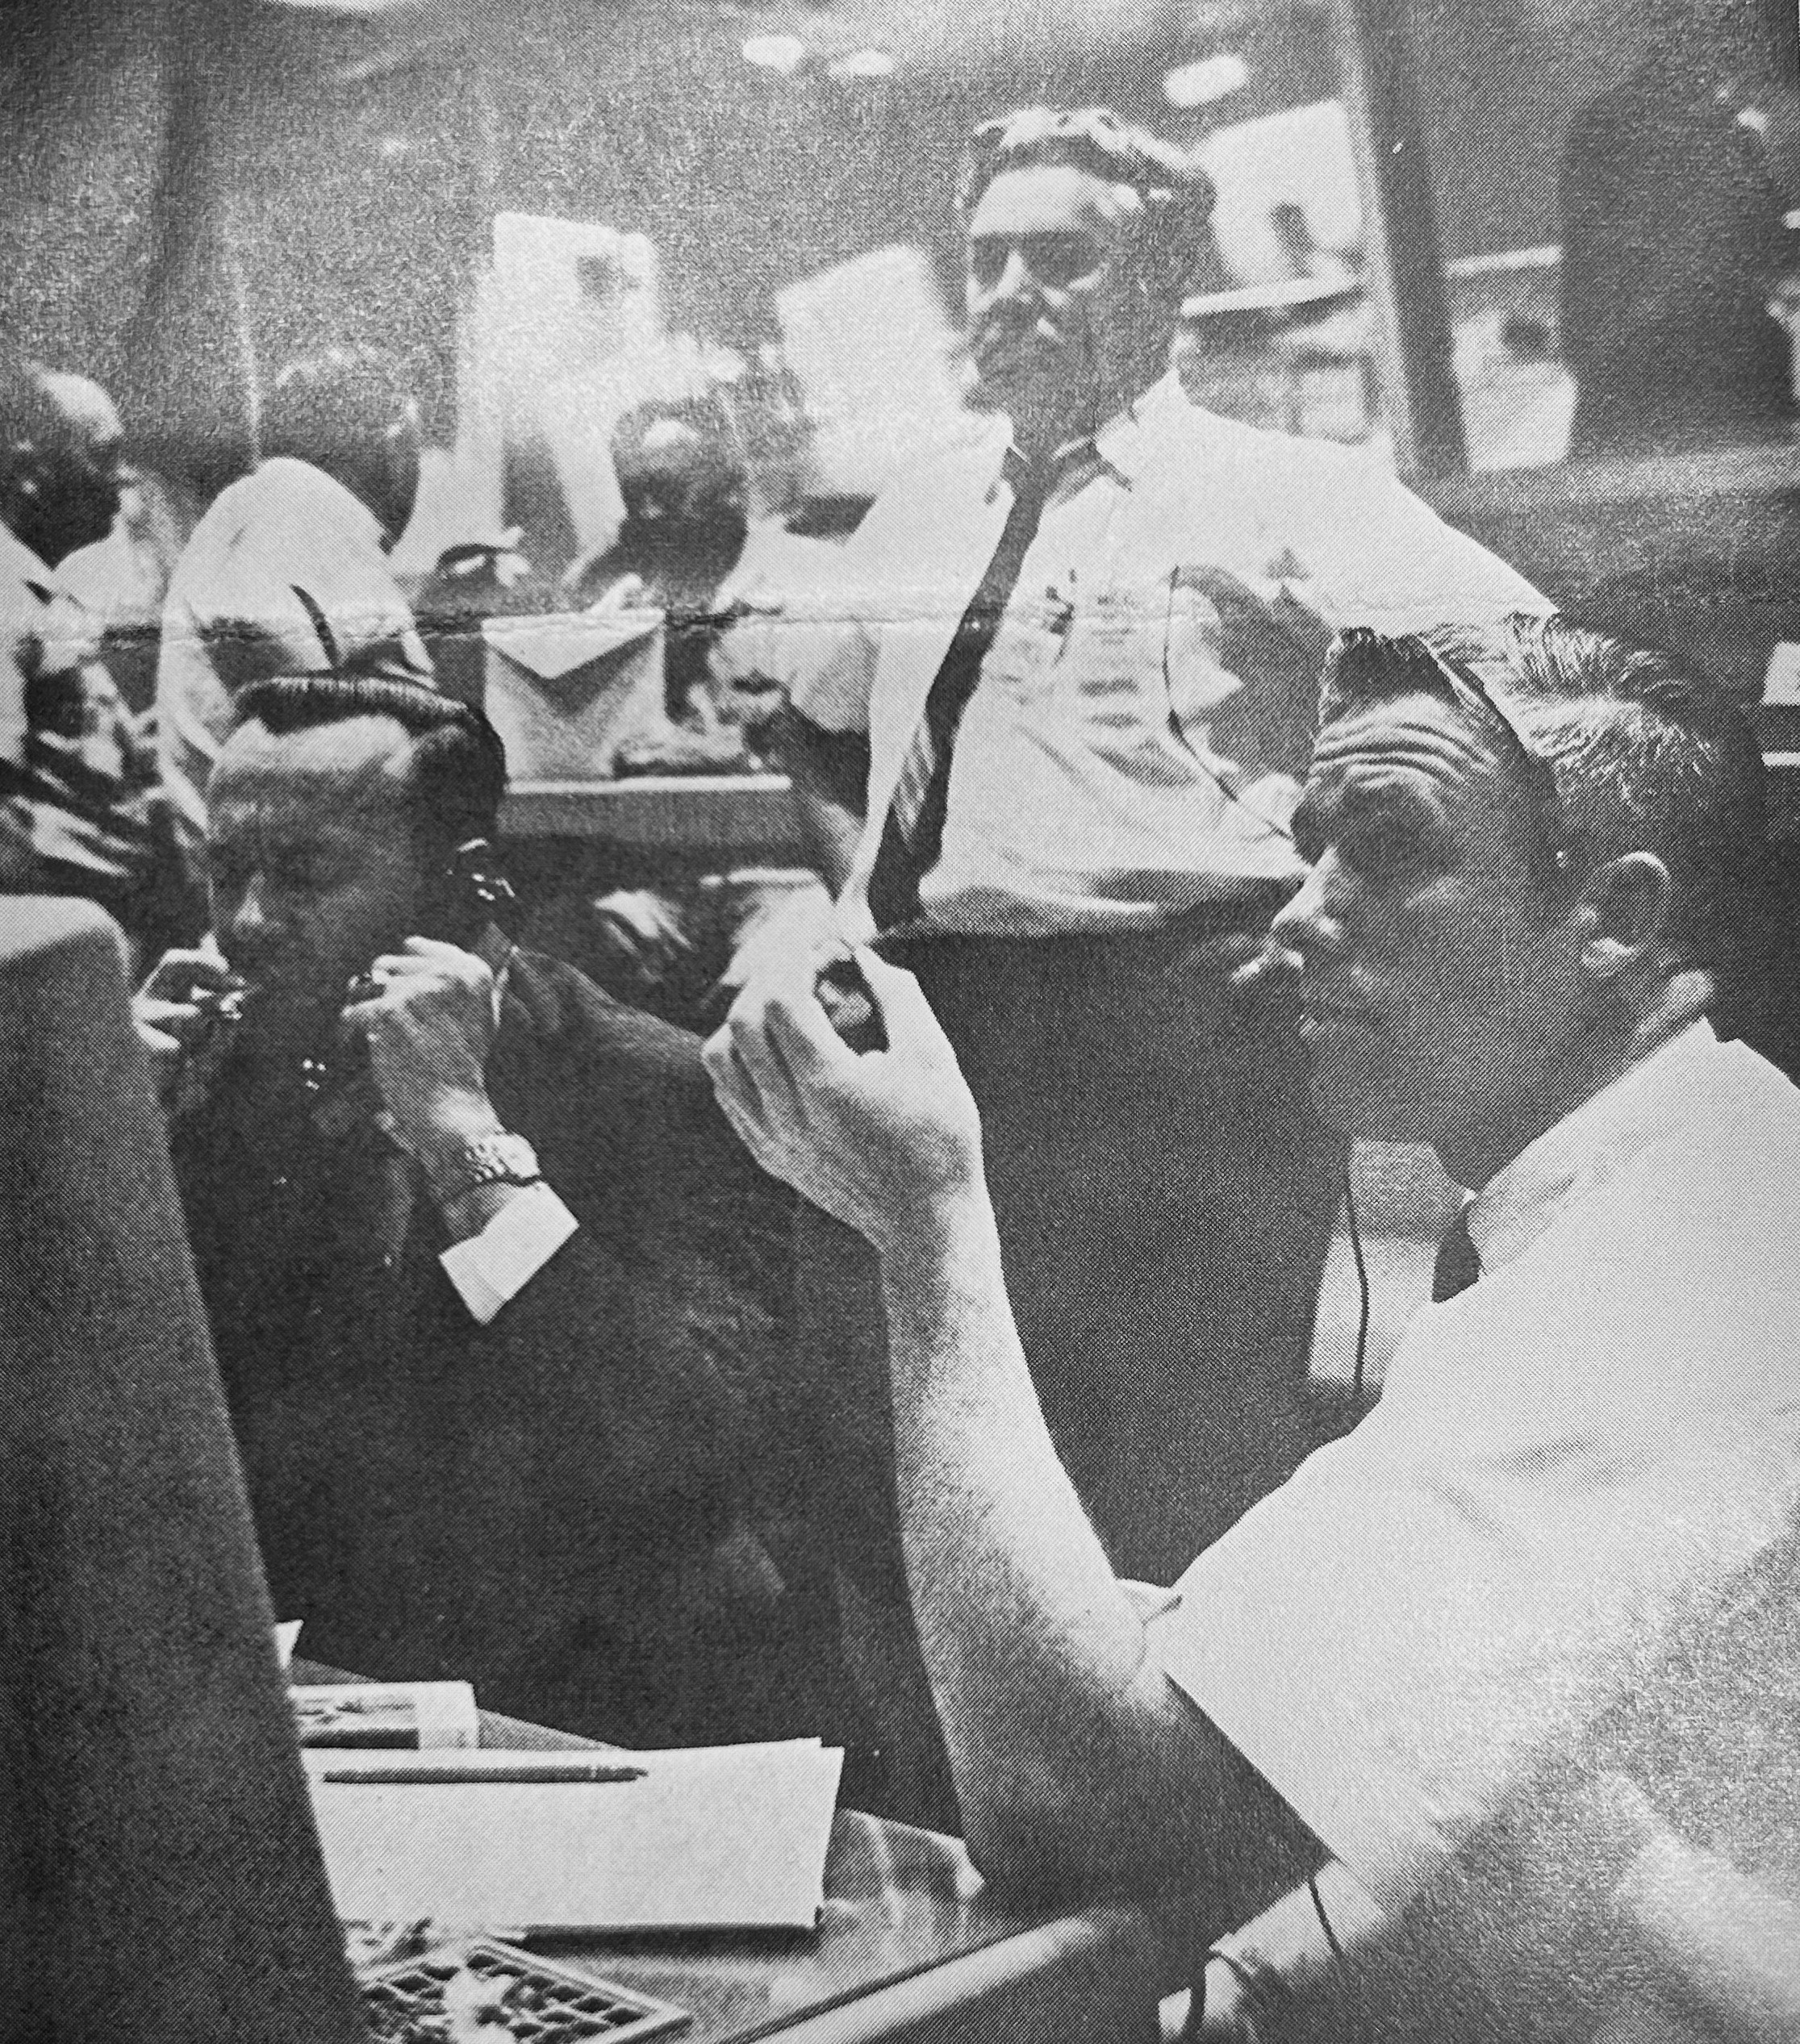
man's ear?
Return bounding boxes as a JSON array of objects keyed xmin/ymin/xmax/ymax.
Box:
[{"xmin": 1571, "ymin": 853, "xmax": 1673, "ymax": 978}]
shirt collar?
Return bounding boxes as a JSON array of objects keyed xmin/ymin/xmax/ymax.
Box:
[
  {"xmin": 1465, "ymin": 1020, "xmax": 1719, "ymax": 1274},
  {"xmin": 0, "ymin": 524, "xmax": 65, "ymax": 605},
  {"xmin": 1091, "ymin": 369, "xmax": 1187, "ymax": 482},
  {"xmin": 996, "ymin": 369, "xmax": 1184, "ymax": 496}
]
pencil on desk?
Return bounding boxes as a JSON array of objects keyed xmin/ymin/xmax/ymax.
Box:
[{"xmin": 319, "ymin": 1763, "xmax": 647, "ymax": 1785}]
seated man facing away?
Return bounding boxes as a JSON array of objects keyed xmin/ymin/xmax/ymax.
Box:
[
  {"xmin": 157, "ymin": 345, "xmax": 433, "ymax": 857},
  {"xmin": 134, "ymin": 675, "xmax": 812, "ymax": 1750},
  {"xmin": 711, "ymin": 614, "xmax": 1800, "ymax": 2042}
]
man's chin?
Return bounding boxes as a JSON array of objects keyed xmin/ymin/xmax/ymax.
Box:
[
  {"xmin": 234, "ymin": 982, "xmax": 342, "ymax": 1062},
  {"xmin": 1302, "ymin": 1035, "xmax": 1419, "ymax": 1146},
  {"xmin": 967, "ymin": 363, "xmax": 1031, "ymax": 416},
  {"xmin": 968, "ymin": 337, "xmax": 1060, "ymax": 408}
]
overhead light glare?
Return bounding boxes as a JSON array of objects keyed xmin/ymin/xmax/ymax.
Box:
[
  {"xmin": 1163, "ymin": 52, "xmax": 1249, "ymax": 108},
  {"xmin": 828, "ymin": 48, "xmax": 896, "ymax": 79},
  {"xmin": 742, "ymin": 33, "xmax": 808, "ymax": 73}
]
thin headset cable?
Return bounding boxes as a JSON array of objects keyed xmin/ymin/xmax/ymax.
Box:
[
  {"xmin": 1343, "ymin": 1162, "xmax": 1371, "ymax": 1400},
  {"xmin": 1159, "ymin": 569, "xmax": 1300, "ymax": 846}
]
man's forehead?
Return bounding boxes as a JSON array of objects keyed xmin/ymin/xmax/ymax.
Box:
[
  {"xmin": 967, "ymin": 164, "xmax": 1135, "ymax": 246},
  {"xmin": 212, "ymin": 715, "xmax": 418, "ymax": 828},
  {"xmin": 1306, "ymin": 689, "xmax": 1509, "ymax": 798}
]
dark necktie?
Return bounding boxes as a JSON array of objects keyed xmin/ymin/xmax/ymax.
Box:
[
  {"xmin": 864, "ymin": 450, "xmax": 1064, "ymax": 931},
  {"xmin": 1431, "ymin": 1201, "xmax": 1483, "ymax": 1303}
]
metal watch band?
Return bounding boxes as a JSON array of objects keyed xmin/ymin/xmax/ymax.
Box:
[{"xmin": 427, "ymin": 1131, "xmax": 542, "ymax": 1207}]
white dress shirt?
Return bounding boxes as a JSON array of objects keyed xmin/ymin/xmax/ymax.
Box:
[
  {"xmin": 1152, "ymin": 1023, "xmax": 1800, "ymax": 1925},
  {"xmin": 788, "ymin": 377, "xmax": 1547, "ymax": 940}
]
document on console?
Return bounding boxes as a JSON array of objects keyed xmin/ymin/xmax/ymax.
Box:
[{"xmin": 305, "ymin": 1740, "xmax": 844, "ymax": 1930}]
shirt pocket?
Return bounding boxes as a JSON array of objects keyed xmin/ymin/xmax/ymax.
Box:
[{"xmin": 983, "ymin": 590, "xmax": 1075, "ymax": 708}]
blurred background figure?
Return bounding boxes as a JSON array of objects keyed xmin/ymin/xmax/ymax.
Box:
[
  {"xmin": 1560, "ymin": 0, "xmax": 1800, "ymax": 460},
  {"xmin": 0, "ymin": 341, "xmax": 190, "ymax": 957},
  {"xmin": 59, "ymin": 457, "xmax": 206, "ymax": 712},
  {"xmin": 566, "ymin": 390, "xmax": 834, "ymax": 755},
  {"xmin": 525, "ymin": 390, "xmax": 838, "ymax": 1028},
  {"xmin": 156, "ymin": 343, "xmax": 434, "ymax": 852}
]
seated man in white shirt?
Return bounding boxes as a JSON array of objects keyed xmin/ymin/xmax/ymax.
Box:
[
  {"xmin": 710, "ymin": 612, "xmax": 1800, "ymax": 2041},
  {"xmin": 133, "ymin": 675, "xmax": 816, "ymax": 1750},
  {"xmin": 156, "ymin": 344, "xmax": 433, "ymax": 856}
]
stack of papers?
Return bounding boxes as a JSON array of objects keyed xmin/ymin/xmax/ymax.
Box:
[
  {"xmin": 306, "ymin": 1742, "xmax": 843, "ymax": 1931},
  {"xmin": 292, "ymin": 1681, "xmax": 479, "ymax": 1750}
]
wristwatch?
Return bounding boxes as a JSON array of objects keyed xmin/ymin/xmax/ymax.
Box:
[{"xmin": 425, "ymin": 1130, "xmax": 542, "ymax": 1208}]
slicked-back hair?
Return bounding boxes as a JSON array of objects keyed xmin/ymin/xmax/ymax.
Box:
[
  {"xmin": 1322, "ymin": 613, "xmax": 1769, "ymax": 978},
  {"xmin": 231, "ymin": 676, "xmax": 507, "ymax": 859},
  {"xmin": 956, "ymin": 106, "xmax": 1215, "ymax": 315}
]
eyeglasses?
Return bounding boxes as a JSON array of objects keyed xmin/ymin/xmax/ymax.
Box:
[{"xmin": 967, "ymin": 230, "xmax": 1109, "ymax": 293}]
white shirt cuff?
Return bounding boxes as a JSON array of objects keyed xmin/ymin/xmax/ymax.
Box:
[{"xmin": 439, "ymin": 1180, "xmax": 578, "ymax": 1324}]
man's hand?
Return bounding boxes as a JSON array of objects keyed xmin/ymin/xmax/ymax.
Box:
[
  {"xmin": 1167, "ymin": 565, "xmax": 1332, "ymax": 785},
  {"xmin": 704, "ymin": 949, "xmax": 985, "ymax": 1255},
  {"xmin": 133, "ymin": 945, "xmax": 244, "ymax": 1114},
  {"xmin": 343, "ymin": 937, "xmax": 502, "ymax": 1161},
  {"xmin": 1188, "ymin": 1960, "xmax": 1276, "ymax": 2043}
]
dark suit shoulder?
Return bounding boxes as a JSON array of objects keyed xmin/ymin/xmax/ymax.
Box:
[
  {"xmin": 500, "ymin": 947, "xmax": 710, "ymax": 1087},
  {"xmin": 490, "ymin": 948, "xmax": 791, "ymax": 1270}
]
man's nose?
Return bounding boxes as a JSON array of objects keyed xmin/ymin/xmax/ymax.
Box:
[
  {"xmin": 223, "ymin": 874, "xmax": 278, "ymax": 949},
  {"xmin": 986, "ymin": 246, "xmax": 1040, "ymax": 306},
  {"xmin": 1270, "ymin": 861, "xmax": 1335, "ymax": 957}
]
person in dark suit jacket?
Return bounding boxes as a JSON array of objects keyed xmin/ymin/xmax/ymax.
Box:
[{"xmin": 133, "ymin": 674, "xmax": 816, "ymax": 1748}]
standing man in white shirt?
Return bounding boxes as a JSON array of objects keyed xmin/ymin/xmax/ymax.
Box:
[
  {"xmin": 714, "ymin": 611, "xmax": 1800, "ymax": 2041},
  {"xmin": 157, "ymin": 344, "xmax": 433, "ymax": 856},
  {"xmin": 778, "ymin": 106, "xmax": 1546, "ymax": 1581}
]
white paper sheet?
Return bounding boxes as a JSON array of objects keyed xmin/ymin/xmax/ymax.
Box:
[
  {"xmin": 305, "ymin": 1743, "xmax": 843, "ymax": 1930},
  {"xmin": 290, "ymin": 1681, "xmax": 480, "ymax": 1750}
]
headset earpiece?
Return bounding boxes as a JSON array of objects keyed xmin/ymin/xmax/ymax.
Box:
[{"xmin": 447, "ymin": 838, "xmax": 515, "ymax": 916}]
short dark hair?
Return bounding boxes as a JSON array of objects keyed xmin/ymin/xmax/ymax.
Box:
[
  {"xmin": 957, "ymin": 106, "xmax": 1216, "ymax": 311},
  {"xmin": 1322, "ymin": 613, "xmax": 1768, "ymax": 978},
  {"xmin": 259, "ymin": 345, "xmax": 415, "ymax": 473},
  {"xmin": 611, "ymin": 392, "xmax": 745, "ymax": 480},
  {"xmin": 231, "ymin": 676, "xmax": 507, "ymax": 857}
]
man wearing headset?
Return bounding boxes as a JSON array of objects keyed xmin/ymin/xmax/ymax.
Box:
[
  {"xmin": 133, "ymin": 675, "xmax": 815, "ymax": 1750},
  {"xmin": 714, "ymin": 614, "xmax": 1800, "ymax": 2040},
  {"xmin": 775, "ymin": 106, "xmax": 1544, "ymax": 1592}
]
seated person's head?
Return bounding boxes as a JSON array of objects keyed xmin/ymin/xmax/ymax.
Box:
[
  {"xmin": 1272, "ymin": 611, "xmax": 1765, "ymax": 1185},
  {"xmin": 207, "ymin": 676, "xmax": 506, "ymax": 1057},
  {"xmin": 260, "ymin": 344, "xmax": 421, "ymax": 547},
  {"xmin": 610, "ymin": 394, "xmax": 749, "ymax": 559},
  {"xmin": 0, "ymin": 341, "xmax": 126, "ymax": 566}
]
